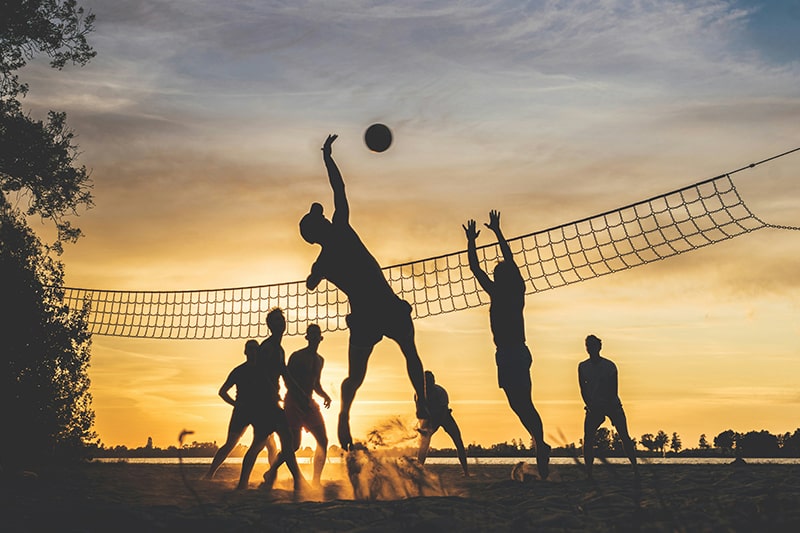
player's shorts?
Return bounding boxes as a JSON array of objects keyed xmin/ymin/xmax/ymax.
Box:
[
  {"xmin": 248, "ymin": 404, "xmax": 288, "ymax": 441},
  {"xmin": 495, "ymin": 344, "xmax": 533, "ymax": 390},
  {"xmin": 346, "ymin": 297, "xmax": 414, "ymax": 348},
  {"xmin": 284, "ymin": 394, "xmax": 326, "ymax": 432},
  {"xmin": 419, "ymin": 409, "xmax": 456, "ymax": 437},
  {"xmin": 229, "ymin": 405, "xmax": 259, "ymax": 434},
  {"xmin": 586, "ymin": 402, "xmax": 627, "ymax": 428}
]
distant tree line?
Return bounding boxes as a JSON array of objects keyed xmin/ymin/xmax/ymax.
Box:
[
  {"xmin": 429, "ymin": 428, "xmax": 800, "ymax": 459},
  {"xmin": 90, "ymin": 428, "xmax": 800, "ymax": 459},
  {"xmin": 90, "ymin": 438, "xmax": 321, "ymax": 459}
]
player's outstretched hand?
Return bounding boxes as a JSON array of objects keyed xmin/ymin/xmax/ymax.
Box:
[
  {"xmin": 485, "ymin": 209, "xmax": 501, "ymax": 233},
  {"xmin": 463, "ymin": 219, "xmax": 480, "ymax": 241},
  {"xmin": 322, "ymin": 134, "xmax": 338, "ymax": 155}
]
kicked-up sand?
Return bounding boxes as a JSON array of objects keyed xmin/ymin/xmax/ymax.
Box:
[{"xmin": 3, "ymin": 456, "xmax": 800, "ymax": 532}]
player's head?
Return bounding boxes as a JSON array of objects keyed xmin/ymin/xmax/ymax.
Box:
[
  {"xmin": 299, "ymin": 202, "xmax": 331, "ymax": 244},
  {"xmin": 266, "ymin": 307, "xmax": 286, "ymax": 335},
  {"xmin": 585, "ymin": 334, "xmax": 602, "ymax": 354},
  {"xmin": 244, "ymin": 339, "xmax": 259, "ymax": 361},
  {"xmin": 493, "ymin": 260, "xmax": 515, "ymax": 285},
  {"xmin": 306, "ymin": 323, "xmax": 322, "ymax": 344}
]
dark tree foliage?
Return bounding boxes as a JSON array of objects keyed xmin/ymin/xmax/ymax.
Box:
[
  {"xmin": 654, "ymin": 430, "xmax": 669, "ymax": 456},
  {"xmin": 1, "ymin": 0, "xmax": 96, "ymax": 467},
  {"xmin": 714, "ymin": 429, "xmax": 738, "ymax": 451},
  {"xmin": 593, "ymin": 427, "xmax": 613, "ymax": 453},
  {"xmin": 736, "ymin": 430, "xmax": 780, "ymax": 457},
  {"xmin": 1, "ymin": 198, "xmax": 94, "ymax": 465},
  {"xmin": 1, "ymin": 0, "xmax": 96, "ymax": 96},
  {"xmin": 639, "ymin": 433, "xmax": 656, "ymax": 452},
  {"xmin": 1, "ymin": 0, "xmax": 95, "ymax": 247}
]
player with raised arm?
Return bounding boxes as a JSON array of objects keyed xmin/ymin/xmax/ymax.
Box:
[
  {"xmin": 299, "ymin": 134, "xmax": 428, "ymax": 450},
  {"xmin": 464, "ymin": 210, "xmax": 551, "ymax": 479}
]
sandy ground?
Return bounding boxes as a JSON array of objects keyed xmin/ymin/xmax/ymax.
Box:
[{"xmin": 3, "ymin": 458, "xmax": 800, "ymax": 532}]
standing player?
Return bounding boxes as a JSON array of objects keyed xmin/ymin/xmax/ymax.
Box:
[
  {"xmin": 238, "ymin": 308, "xmax": 308, "ymax": 491},
  {"xmin": 203, "ymin": 339, "xmax": 264, "ymax": 481},
  {"xmin": 579, "ymin": 334, "xmax": 638, "ymax": 479},
  {"xmin": 416, "ymin": 371, "xmax": 470, "ymax": 477},
  {"xmin": 463, "ymin": 210, "xmax": 551, "ymax": 479},
  {"xmin": 265, "ymin": 323, "xmax": 332, "ymax": 487},
  {"xmin": 299, "ymin": 134, "xmax": 428, "ymax": 450}
]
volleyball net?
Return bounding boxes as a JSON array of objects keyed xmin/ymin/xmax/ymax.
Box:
[{"xmin": 61, "ymin": 159, "xmax": 799, "ymax": 339}]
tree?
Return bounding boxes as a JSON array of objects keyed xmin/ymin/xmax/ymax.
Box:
[
  {"xmin": 1, "ymin": 0, "xmax": 96, "ymax": 467},
  {"xmin": 698, "ymin": 433, "xmax": 710, "ymax": 450},
  {"xmin": 593, "ymin": 427, "xmax": 613, "ymax": 454},
  {"xmin": 670, "ymin": 432, "xmax": 682, "ymax": 454},
  {"xmin": 1, "ymin": 0, "xmax": 96, "ymax": 247},
  {"xmin": 654, "ymin": 430, "xmax": 669, "ymax": 456},
  {"xmin": 737, "ymin": 431, "xmax": 779, "ymax": 458},
  {"xmin": 714, "ymin": 429, "xmax": 738, "ymax": 452},
  {"xmin": 640, "ymin": 433, "xmax": 657, "ymax": 453},
  {"xmin": 780, "ymin": 429, "xmax": 800, "ymax": 457},
  {"xmin": 1, "ymin": 199, "xmax": 94, "ymax": 464}
]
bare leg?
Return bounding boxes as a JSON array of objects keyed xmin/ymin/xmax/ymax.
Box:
[
  {"xmin": 442, "ymin": 417, "xmax": 470, "ymax": 477},
  {"xmin": 583, "ymin": 412, "xmax": 604, "ymax": 480},
  {"xmin": 396, "ymin": 335, "xmax": 428, "ymax": 419},
  {"xmin": 306, "ymin": 423, "xmax": 329, "ymax": 485},
  {"xmin": 504, "ymin": 386, "xmax": 550, "ymax": 479},
  {"xmin": 262, "ymin": 426, "xmax": 300, "ymax": 486},
  {"xmin": 205, "ymin": 424, "xmax": 246, "ymax": 479},
  {"xmin": 338, "ymin": 342, "xmax": 373, "ymax": 449},
  {"xmin": 266, "ymin": 433, "xmax": 279, "ymax": 465},
  {"xmin": 238, "ymin": 435, "xmax": 268, "ymax": 489},
  {"xmin": 613, "ymin": 412, "xmax": 639, "ymax": 475},
  {"xmin": 417, "ymin": 421, "xmax": 434, "ymax": 464},
  {"xmin": 276, "ymin": 425, "xmax": 310, "ymax": 492}
]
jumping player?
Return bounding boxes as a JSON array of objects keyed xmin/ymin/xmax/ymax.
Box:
[
  {"xmin": 299, "ymin": 134, "xmax": 428, "ymax": 450},
  {"xmin": 463, "ymin": 210, "xmax": 551, "ymax": 479}
]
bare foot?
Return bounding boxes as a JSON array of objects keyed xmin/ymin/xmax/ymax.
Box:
[
  {"xmin": 536, "ymin": 443, "xmax": 551, "ymax": 480},
  {"xmin": 338, "ymin": 413, "xmax": 353, "ymax": 450}
]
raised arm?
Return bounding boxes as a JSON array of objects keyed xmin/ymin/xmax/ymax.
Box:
[
  {"xmin": 322, "ymin": 134, "xmax": 348, "ymax": 223},
  {"xmin": 463, "ymin": 219, "xmax": 493, "ymax": 292},
  {"xmin": 485, "ymin": 210, "xmax": 515, "ymax": 265}
]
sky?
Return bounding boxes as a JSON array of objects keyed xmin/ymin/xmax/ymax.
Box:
[{"xmin": 18, "ymin": 0, "xmax": 800, "ymax": 451}]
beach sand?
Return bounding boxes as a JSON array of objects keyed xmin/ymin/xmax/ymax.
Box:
[{"xmin": 3, "ymin": 458, "xmax": 799, "ymax": 532}]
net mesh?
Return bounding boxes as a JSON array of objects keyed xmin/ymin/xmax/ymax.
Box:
[{"xmin": 61, "ymin": 174, "xmax": 792, "ymax": 339}]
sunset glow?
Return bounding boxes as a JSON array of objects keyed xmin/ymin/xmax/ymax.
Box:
[{"xmin": 22, "ymin": 1, "xmax": 800, "ymax": 451}]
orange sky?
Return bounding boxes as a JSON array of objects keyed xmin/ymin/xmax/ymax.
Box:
[{"xmin": 19, "ymin": 1, "xmax": 800, "ymax": 450}]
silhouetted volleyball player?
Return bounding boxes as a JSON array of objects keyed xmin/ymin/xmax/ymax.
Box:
[
  {"xmin": 204, "ymin": 339, "xmax": 264, "ymax": 481},
  {"xmin": 264, "ymin": 323, "xmax": 331, "ymax": 487},
  {"xmin": 579, "ymin": 334, "xmax": 638, "ymax": 479},
  {"xmin": 299, "ymin": 134, "xmax": 428, "ymax": 450},
  {"xmin": 464, "ymin": 210, "xmax": 551, "ymax": 479},
  {"xmin": 416, "ymin": 371, "xmax": 470, "ymax": 477},
  {"xmin": 238, "ymin": 308, "xmax": 308, "ymax": 491}
]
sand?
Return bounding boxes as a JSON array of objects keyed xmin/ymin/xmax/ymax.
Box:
[{"xmin": 3, "ymin": 458, "xmax": 800, "ymax": 532}]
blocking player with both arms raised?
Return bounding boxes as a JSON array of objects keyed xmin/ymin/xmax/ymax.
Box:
[{"xmin": 463, "ymin": 210, "xmax": 551, "ymax": 480}]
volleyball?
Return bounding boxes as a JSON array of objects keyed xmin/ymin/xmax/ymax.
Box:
[{"xmin": 364, "ymin": 123, "xmax": 392, "ymax": 152}]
